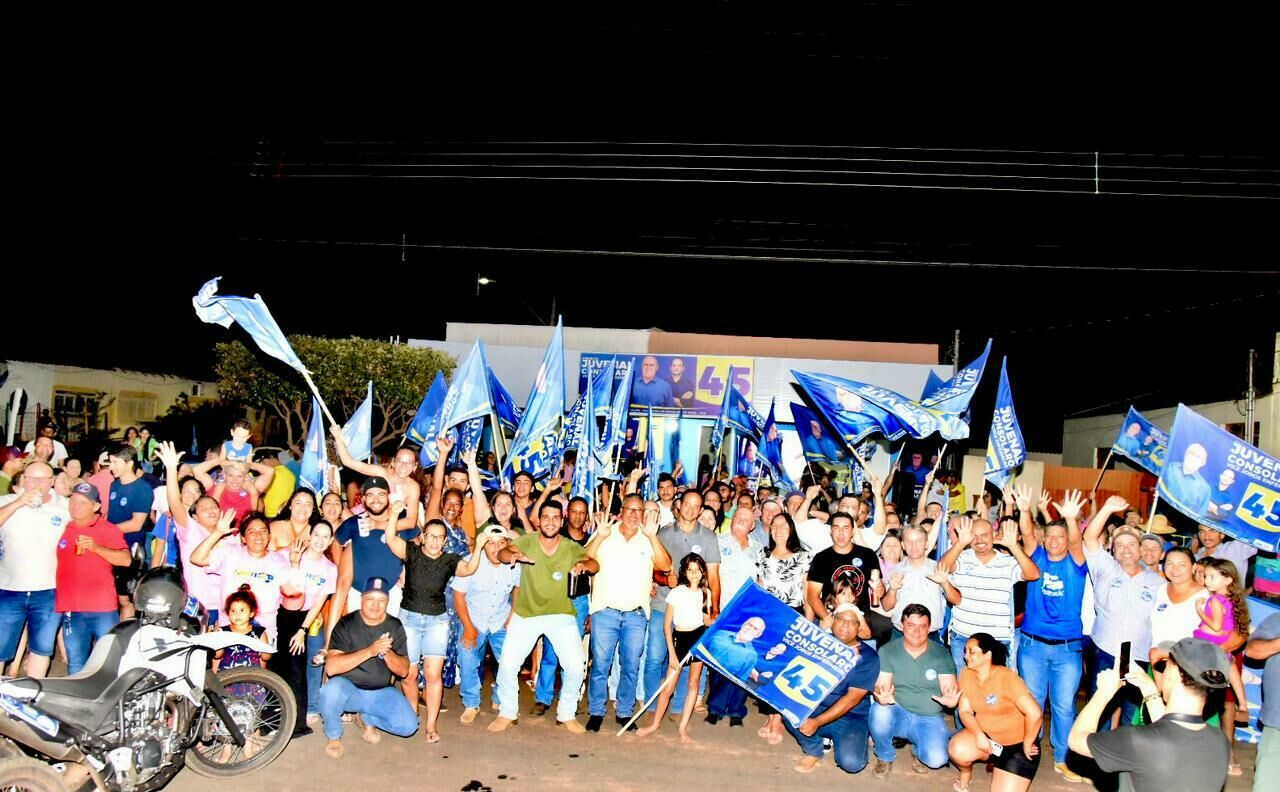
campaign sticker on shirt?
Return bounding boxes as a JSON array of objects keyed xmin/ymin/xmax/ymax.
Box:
[
  {"xmin": 552, "ymin": 571, "xmax": 564, "ymax": 581},
  {"xmin": 723, "ymin": 547, "xmax": 732, "ymax": 557},
  {"xmin": 1155, "ymin": 603, "xmax": 1168, "ymax": 612},
  {"xmin": 985, "ymin": 694, "xmax": 998, "ymax": 706},
  {"xmin": 58, "ymin": 538, "xmax": 68, "ymax": 550},
  {"xmin": 1111, "ymin": 577, "xmax": 1124, "ymax": 588},
  {"xmin": 1140, "ymin": 590, "xmax": 1155, "ymax": 603},
  {"xmin": 110, "ymin": 491, "xmax": 118, "ymax": 501},
  {"xmin": 924, "ymin": 668, "xmax": 938, "ymax": 681},
  {"xmin": 120, "ymin": 497, "xmax": 128, "ymax": 507},
  {"xmin": 51, "ymin": 516, "xmax": 64, "ymax": 528},
  {"xmin": 691, "ymin": 544, "xmax": 703, "ymax": 554},
  {"xmin": 852, "ymin": 557, "xmax": 863, "ymax": 568}
]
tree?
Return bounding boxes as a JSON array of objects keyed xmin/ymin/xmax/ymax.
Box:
[{"xmin": 215, "ymin": 336, "xmax": 454, "ymax": 456}]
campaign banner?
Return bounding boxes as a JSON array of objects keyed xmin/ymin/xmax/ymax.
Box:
[
  {"xmin": 1157, "ymin": 404, "xmax": 1280, "ymax": 552},
  {"xmin": 1110, "ymin": 406, "xmax": 1168, "ymax": 475},
  {"xmin": 692, "ymin": 582, "xmax": 862, "ymax": 727},
  {"xmin": 579, "ymin": 353, "xmax": 753, "ymax": 418},
  {"xmin": 983, "ymin": 357, "xmax": 1025, "ymax": 491}
]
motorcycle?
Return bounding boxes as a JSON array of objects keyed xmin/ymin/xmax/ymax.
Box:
[{"xmin": 0, "ymin": 568, "xmax": 295, "ymax": 791}]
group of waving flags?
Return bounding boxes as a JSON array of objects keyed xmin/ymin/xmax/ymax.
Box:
[{"xmin": 194, "ymin": 276, "xmax": 1277, "ymax": 554}]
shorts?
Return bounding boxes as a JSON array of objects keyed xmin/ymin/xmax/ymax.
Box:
[
  {"xmin": 672, "ymin": 626, "xmax": 706, "ymax": 662},
  {"xmin": 402, "ymin": 609, "xmax": 451, "ymax": 663},
  {"xmin": 990, "ymin": 741, "xmax": 1041, "ymax": 780},
  {"xmin": 0, "ymin": 589, "xmax": 60, "ymax": 660}
]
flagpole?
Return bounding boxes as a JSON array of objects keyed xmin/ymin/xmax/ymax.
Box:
[
  {"xmin": 1145, "ymin": 491, "xmax": 1161, "ymax": 532},
  {"xmin": 1090, "ymin": 449, "xmax": 1115, "ymax": 497},
  {"xmin": 297, "ymin": 368, "xmax": 339, "ymax": 427},
  {"xmin": 617, "ymin": 652, "xmax": 693, "ymax": 736}
]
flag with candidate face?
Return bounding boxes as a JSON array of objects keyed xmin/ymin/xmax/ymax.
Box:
[{"xmin": 983, "ymin": 358, "xmax": 1025, "ymax": 490}]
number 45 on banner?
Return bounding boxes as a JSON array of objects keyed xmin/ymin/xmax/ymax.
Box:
[{"xmin": 1238, "ymin": 483, "xmax": 1280, "ymax": 531}]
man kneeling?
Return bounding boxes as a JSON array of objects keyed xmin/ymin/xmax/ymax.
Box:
[
  {"xmin": 785, "ymin": 603, "xmax": 880, "ymax": 774},
  {"xmin": 321, "ymin": 577, "xmax": 419, "ymax": 757},
  {"xmin": 869, "ymin": 604, "xmax": 958, "ymax": 776}
]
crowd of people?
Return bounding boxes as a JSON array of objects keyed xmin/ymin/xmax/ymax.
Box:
[{"xmin": 0, "ymin": 415, "xmax": 1276, "ymax": 792}]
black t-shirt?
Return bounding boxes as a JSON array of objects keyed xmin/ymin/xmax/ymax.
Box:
[
  {"xmin": 1086, "ymin": 718, "xmax": 1228, "ymax": 792},
  {"xmin": 329, "ymin": 611, "xmax": 409, "ymax": 690},
  {"xmin": 806, "ymin": 545, "xmax": 882, "ymax": 613},
  {"xmin": 401, "ymin": 550, "xmax": 464, "ymax": 616}
]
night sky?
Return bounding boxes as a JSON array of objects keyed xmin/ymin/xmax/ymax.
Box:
[{"xmin": 18, "ymin": 8, "xmax": 1278, "ymax": 454}]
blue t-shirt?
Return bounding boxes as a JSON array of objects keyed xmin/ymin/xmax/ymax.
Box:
[
  {"xmin": 1162, "ymin": 463, "xmax": 1211, "ymax": 513},
  {"xmin": 1021, "ymin": 546, "xmax": 1088, "ymax": 640},
  {"xmin": 335, "ymin": 515, "xmax": 419, "ymax": 592},
  {"xmin": 816, "ymin": 643, "xmax": 880, "ymax": 721},
  {"xmin": 665, "ymin": 375, "xmax": 697, "ymax": 405},
  {"xmin": 631, "ymin": 377, "xmax": 674, "ymax": 408},
  {"xmin": 109, "ymin": 477, "xmax": 155, "ymax": 546},
  {"xmin": 223, "ymin": 440, "xmax": 253, "ymax": 462},
  {"xmin": 149, "ymin": 513, "xmax": 181, "ymax": 566}
]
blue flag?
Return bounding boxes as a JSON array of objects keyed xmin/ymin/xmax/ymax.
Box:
[
  {"xmin": 406, "ymin": 371, "xmax": 447, "ymax": 447},
  {"xmin": 791, "ymin": 371, "xmax": 910, "ymax": 444},
  {"xmin": 921, "ymin": 338, "xmax": 992, "ymax": 418},
  {"xmin": 1157, "ymin": 405, "xmax": 1278, "ymax": 552},
  {"xmin": 571, "ymin": 369, "xmax": 599, "ymax": 510},
  {"xmin": 601, "ymin": 357, "xmax": 635, "ymax": 457},
  {"xmin": 421, "ymin": 340, "xmax": 494, "ymax": 467},
  {"xmin": 644, "ymin": 404, "xmax": 660, "ymax": 501},
  {"xmin": 667, "ymin": 409, "xmax": 685, "ymax": 486},
  {"xmin": 691, "ymin": 582, "xmax": 865, "ymax": 727},
  {"xmin": 189, "ymin": 423, "xmax": 199, "ymax": 458},
  {"xmin": 920, "ymin": 370, "xmax": 948, "ymax": 401},
  {"xmin": 1110, "ymin": 406, "xmax": 1169, "ymax": 476},
  {"xmin": 341, "ymin": 381, "xmax": 374, "ymax": 462},
  {"xmin": 504, "ymin": 320, "xmax": 566, "ymax": 482},
  {"xmin": 984, "ymin": 358, "xmax": 1025, "ymax": 490},
  {"xmin": 760, "ymin": 399, "xmax": 797, "ymax": 491},
  {"xmin": 193, "ymin": 277, "xmax": 305, "ymax": 371},
  {"xmin": 298, "ymin": 396, "xmax": 328, "ymax": 496},
  {"xmin": 726, "ymin": 383, "xmax": 765, "ymax": 442},
  {"xmin": 489, "ymin": 370, "xmax": 524, "ymax": 433},
  {"xmin": 591, "ymin": 357, "xmax": 616, "ymax": 418},
  {"xmin": 790, "ymin": 402, "xmax": 850, "ymax": 465}
]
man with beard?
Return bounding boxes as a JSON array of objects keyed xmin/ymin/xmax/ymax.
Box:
[
  {"xmin": 531, "ymin": 495, "xmax": 595, "ymax": 716},
  {"xmin": 331, "ymin": 477, "xmax": 420, "ymax": 626},
  {"xmin": 806, "ymin": 512, "xmax": 881, "ymax": 639}
]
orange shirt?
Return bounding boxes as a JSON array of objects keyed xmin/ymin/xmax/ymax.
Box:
[{"xmin": 958, "ymin": 666, "xmax": 1032, "ymax": 747}]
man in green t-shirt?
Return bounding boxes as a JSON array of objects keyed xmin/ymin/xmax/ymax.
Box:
[
  {"xmin": 868, "ymin": 603, "xmax": 959, "ymax": 776},
  {"xmin": 489, "ymin": 501, "xmax": 599, "ymax": 734}
]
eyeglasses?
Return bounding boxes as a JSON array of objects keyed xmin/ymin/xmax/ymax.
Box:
[
  {"xmin": 1152, "ymin": 659, "xmax": 1168, "ymax": 673},
  {"xmin": 623, "ymin": 506, "xmax": 644, "ymax": 513}
]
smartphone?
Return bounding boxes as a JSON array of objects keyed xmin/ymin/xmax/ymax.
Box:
[{"xmin": 1119, "ymin": 641, "xmax": 1132, "ymax": 677}]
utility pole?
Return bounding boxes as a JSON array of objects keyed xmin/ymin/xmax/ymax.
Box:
[{"xmin": 1246, "ymin": 348, "xmax": 1256, "ymax": 446}]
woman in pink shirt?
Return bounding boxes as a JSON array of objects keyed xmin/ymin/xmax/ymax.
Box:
[
  {"xmin": 158, "ymin": 443, "xmax": 227, "ymax": 622},
  {"xmin": 189, "ymin": 511, "xmax": 288, "ymax": 642},
  {"xmin": 277, "ymin": 520, "xmax": 337, "ymax": 729}
]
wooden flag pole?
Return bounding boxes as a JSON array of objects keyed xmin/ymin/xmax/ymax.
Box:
[{"xmin": 1090, "ymin": 449, "xmax": 1115, "ymax": 497}]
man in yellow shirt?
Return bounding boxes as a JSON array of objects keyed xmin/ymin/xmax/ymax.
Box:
[{"xmin": 261, "ymin": 453, "xmax": 298, "ymax": 518}]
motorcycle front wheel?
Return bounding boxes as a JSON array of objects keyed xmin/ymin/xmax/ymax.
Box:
[{"xmin": 185, "ymin": 667, "xmax": 296, "ymax": 778}]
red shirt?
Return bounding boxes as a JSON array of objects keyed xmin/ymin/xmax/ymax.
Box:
[
  {"xmin": 218, "ymin": 487, "xmax": 255, "ymax": 525},
  {"xmin": 55, "ymin": 516, "xmax": 127, "ymax": 612}
]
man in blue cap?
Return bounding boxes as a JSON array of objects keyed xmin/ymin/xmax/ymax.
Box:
[{"xmin": 320, "ymin": 576, "xmax": 418, "ymax": 758}]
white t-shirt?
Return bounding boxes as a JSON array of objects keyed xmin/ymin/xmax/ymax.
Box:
[
  {"xmin": 23, "ymin": 440, "xmax": 69, "ymax": 468},
  {"xmin": 1150, "ymin": 585, "xmax": 1205, "ymax": 648},
  {"xmin": 858, "ymin": 525, "xmax": 886, "ymax": 552},
  {"xmin": 665, "ymin": 585, "xmax": 710, "ymax": 631},
  {"xmin": 797, "ymin": 518, "xmax": 833, "ymax": 554},
  {"xmin": 0, "ymin": 493, "xmax": 72, "ymax": 591},
  {"xmin": 152, "ymin": 485, "xmax": 170, "ymax": 516}
]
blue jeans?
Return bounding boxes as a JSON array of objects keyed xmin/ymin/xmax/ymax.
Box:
[
  {"xmin": 1018, "ymin": 633, "xmax": 1084, "ymax": 763},
  {"xmin": 61, "ymin": 611, "xmax": 119, "ymax": 675},
  {"xmin": 318, "ymin": 676, "xmax": 419, "ymax": 741},
  {"xmin": 785, "ymin": 714, "xmax": 870, "ymax": 773},
  {"xmin": 458, "ymin": 627, "xmax": 507, "ymax": 709},
  {"xmin": 950, "ymin": 632, "xmax": 1011, "ymax": 676},
  {"xmin": 535, "ymin": 595, "xmax": 589, "ymax": 706},
  {"xmin": 588, "ymin": 607, "xmax": 647, "ymax": 717},
  {"xmin": 644, "ymin": 608, "xmax": 691, "ymax": 713},
  {"xmin": 0, "ymin": 589, "xmax": 59, "ymax": 661},
  {"xmin": 869, "ymin": 702, "xmax": 951, "ymax": 767},
  {"xmin": 706, "ymin": 667, "xmax": 748, "ymax": 718},
  {"xmin": 306, "ymin": 631, "xmax": 326, "ymax": 715}
]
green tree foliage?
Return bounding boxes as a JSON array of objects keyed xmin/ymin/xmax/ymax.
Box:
[{"xmin": 215, "ymin": 336, "xmax": 454, "ymax": 455}]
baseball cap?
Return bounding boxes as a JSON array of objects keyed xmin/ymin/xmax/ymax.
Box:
[
  {"xmin": 71, "ymin": 481, "xmax": 102, "ymax": 506},
  {"xmin": 97, "ymin": 451, "xmax": 110, "ymax": 466},
  {"xmin": 1163, "ymin": 637, "xmax": 1231, "ymax": 689},
  {"xmin": 361, "ymin": 476, "xmax": 390, "ymax": 494},
  {"xmin": 362, "ymin": 577, "xmax": 392, "ymax": 597},
  {"xmin": 1139, "ymin": 532, "xmax": 1164, "ymax": 544}
]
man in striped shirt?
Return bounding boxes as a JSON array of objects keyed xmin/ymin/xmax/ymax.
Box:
[{"xmin": 936, "ymin": 515, "xmax": 1041, "ymax": 672}]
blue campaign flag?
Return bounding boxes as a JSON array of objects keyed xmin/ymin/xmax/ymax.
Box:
[
  {"xmin": 193, "ymin": 277, "xmax": 305, "ymax": 371},
  {"xmin": 421, "ymin": 340, "xmax": 494, "ymax": 467},
  {"xmin": 590, "ymin": 357, "xmax": 616, "ymax": 418},
  {"xmin": 920, "ymin": 370, "xmax": 948, "ymax": 401},
  {"xmin": 643, "ymin": 404, "xmax": 660, "ymax": 501},
  {"xmin": 921, "ymin": 338, "xmax": 992, "ymax": 417},
  {"xmin": 571, "ymin": 369, "xmax": 599, "ymax": 510},
  {"xmin": 1157, "ymin": 405, "xmax": 1279, "ymax": 552},
  {"xmin": 341, "ymin": 381, "xmax": 374, "ymax": 462},
  {"xmin": 561, "ymin": 392, "xmax": 587, "ymax": 457},
  {"xmin": 791, "ymin": 370, "xmax": 911, "ymax": 444},
  {"xmin": 488, "ymin": 370, "xmax": 524, "ymax": 434},
  {"xmin": 983, "ymin": 358, "xmax": 1025, "ymax": 491},
  {"xmin": 709, "ymin": 367, "xmax": 733, "ymax": 457},
  {"xmin": 1111, "ymin": 406, "xmax": 1169, "ymax": 476},
  {"xmin": 504, "ymin": 320, "xmax": 566, "ymax": 482},
  {"xmin": 790, "ymin": 402, "xmax": 850, "ymax": 464},
  {"xmin": 761, "ymin": 399, "xmax": 797, "ymax": 491},
  {"xmin": 601, "ymin": 357, "xmax": 635, "ymax": 456},
  {"xmin": 691, "ymin": 582, "xmax": 866, "ymax": 727},
  {"xmin": 667, "ymin": 409, "xmax": 685, "ymax": 486},
  {"xmin": 406, "ymin": 371, "xmax": 447, "ymax": 447},
  {"xmin": 725, "ymin": 382, "xmax": 765, "ymax": 442},
  {"xmin": 298, "ymin": 396, "xmax": 328, "ymax": 496},
  {"xmin": 189, "ymin": 423, "xmax": 199, "ymax": 458}
]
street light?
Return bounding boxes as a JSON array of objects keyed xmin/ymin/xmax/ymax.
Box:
[{"xmin": 476, "ymin": 274, "xmax": 496, "ymax": 296}]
